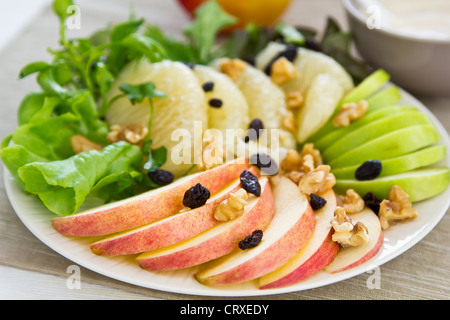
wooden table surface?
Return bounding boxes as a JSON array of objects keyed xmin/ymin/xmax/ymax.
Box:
[{"xmin": 0, "ymin": 0, "xmax": 449, "ymax": 300}]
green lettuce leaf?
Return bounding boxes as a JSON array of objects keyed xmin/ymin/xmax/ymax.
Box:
[{"xmin": 17, "ymin": 141, "xmax": 136, "ymax": 215}]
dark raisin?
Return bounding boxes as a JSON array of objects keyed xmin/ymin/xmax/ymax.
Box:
[
  {"xmin": 240, "ymin": 169, "xmax": 261, "ymax": 196},
  {"xmin": 244, "ymin": 118, "xmax": 264, "ymax": 142},
  {"xmin": 208, "ymin": 98, "xmax": 223, "ymax": 108},
  {"xmin": 148, "ymin": 169, "xmax": 174, "ymax": 186},
  {"xmin": 355, "ymin": 160, "xmax": 382, "ymax": 180},
  {"xmin": 363, "ymin": 192, "xmax": 382, "ymax": 215},
  {"xmin": 249, "ymin": 153, "xmax": 279, "ymax": 175},
  {"xmin": 202, "ymin": 81, "xmax": 214, "ymax": 92},
  {"xmin": 309, "ymin": 193, "xmax": 327, "ymax": 210},
  {"xmin": 264, "ymin": 45, "xmax": 298, "ymax": 75},
  {"xmin": 182, "ymin": 183, "xmax": 211, "ymax": 209},
  {"xmin": 238, "ymin": 230, "xmax": 263, "ymax": 250}
]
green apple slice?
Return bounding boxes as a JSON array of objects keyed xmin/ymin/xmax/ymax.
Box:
[
  {"xmin": 334, "ymin": 167, "xmax": 450, "ymax": 202},
  {"xmin": 332, "ymin": 145, "xmax": 447, "ymax": 179},
  {"xmin": 322, "ymin": 111, "xmax": 432, "ymax": 162},
  {"xmin": 315, "ymin": 105, "xmax": 417, "ymax": 151},
  {"xmin": 340, "ymin": 69, "xmax": 390, "ymax": 105},
  {"xmin": 307, "ymin": 85, "xmax": 402, "ymax": 144},
  {"xmin": 328, "ymin": 124, "xmax": 441, "ymax": 168}
]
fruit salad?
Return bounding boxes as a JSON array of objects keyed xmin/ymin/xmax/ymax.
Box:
[{"xmin": 1, "ymin": 0, "xmax": 449, "ymax": 290}]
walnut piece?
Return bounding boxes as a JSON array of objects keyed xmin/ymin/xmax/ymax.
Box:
[
  {"xmin": 298, "ymin": 164, "xmax": 336, "ymax": 195},
  {"xmin": 332, "ymin": 100, "xmax": 369, "ymax": 128},
  {"xmin": 107, "ymin": 123, "xmax": 148, "ymax": 145},
  {"xmin": 196, "ymin": 131, "xmax": 225, "ymax": 171},
  {"xmin": 270, "ymin": 57, "xmax": 298, "ymax": 85},
  {"xmin": 281, "ymin": 150, "xmax": 314, "ymax": 174},
  {"xmin": 70, "ymin": 135, "xmax": 103, "ymax": 154},
  {"xmin": 379, "ymin": 185, "xmax": 418, "ymax": 230},
  {"xmin": 331, "ymin": 207, "xmax": 370, "ymax": 248},
  {"xmin": 214, "ymin": 188, "xmax": 249, "ymax": 222},
  {"xmin": 300, "ymin": 143, "xmax": 323, "ymax": 167},
  {"xmin": 341, "ymin": 189, "xmax": 365, "ymax": 213},
  {"xmin": 282, "ymin": 111, "xmax": 297, "ymax": 133},
  {"xmin": 219, "ymin": 58, "xmax": 247, "ymax": 81},
  {"xmin": 286, "ymin": 90, "xmax": 304, "ymax": 110}
]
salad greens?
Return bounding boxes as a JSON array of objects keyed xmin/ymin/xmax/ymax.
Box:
[{"xmin": 1, "ymin": 0, "xmax": 371, "ymax": 216}]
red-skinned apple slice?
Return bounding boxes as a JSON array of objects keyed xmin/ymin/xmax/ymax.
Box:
[
  {"xmin": 194, "ymin": 176, "xmax": 316, "ymax": 286},
  {"xmin": 324, "ymin": 207, "xmax": 383, "ymax": 274},
  {"xmin": 52, "ymin": 158, "xmax": 249, "ymax": 236},
  {"xmin": 89, "ymin": 168, "xmax": 258, "ymax": 256},
  {"xmin": 259, "ymin": 189, "xmax": 340, "ymax": 289},
  {"xmin": 136, "ymin": 177, "xmax": 274, "ymax": 270}
]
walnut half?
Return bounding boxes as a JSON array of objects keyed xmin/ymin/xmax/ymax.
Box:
[
  {"xmin": 298, "ymin": 165, "xmax": 336, "ymax": 196},
  {"xmin": 214, "ymin": 188, "xmax": 249, "ymax": 222},
  {"xmin": 341, "ymin": 189, "xmax": 365, "ymax": 213},
  {"xmin": 270, "ymin": 57, "xmax": 298, "ymax": 85},
  {"xmin": 332, "ymin": 100, "xmax": 369, "ymax": 128},
  {"xmin": 331, "ymin": 207, "xmax": 369, "ymax": 248},
  {"xmin": 378, "ymin": 185, "xmax": 418, "ymax": 230}
]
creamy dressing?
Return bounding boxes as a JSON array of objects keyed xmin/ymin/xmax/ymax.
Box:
[{"xmin": 354, "ymin": 0, "xmax": 450, "ymax": 40}]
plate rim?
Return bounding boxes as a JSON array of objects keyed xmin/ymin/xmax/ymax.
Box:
[{"xmin": 3, "ymin": 85, "xmax": 450, "ymax": 297}]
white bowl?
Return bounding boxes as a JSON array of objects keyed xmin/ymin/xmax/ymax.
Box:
[{"xmin": 342, "ymin": 0, "xmax": 450, "ymax": 96}]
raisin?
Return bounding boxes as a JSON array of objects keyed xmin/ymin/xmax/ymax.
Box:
[
  {"xmin": 309, "ymin": 193, "xmax": 327, "ymax": 210},
  {"xmin": 249, "ymin": 152, "xmax": 279, "ymax": 175},
  {"xmin": 148, "ymin": 169, "xmax": 174, "ymax": 186},
  {"xmin": 264, "ymin": 45, "xmax": 298, "ymax": 75},
  {"xmin": 244, "ymin": 118, "xmax": 264, "ymax": 142},
  {"xmin": 239, "ymin": 230, "xmax": 263, "ymax": 250},
  {"xmin": 240, "ymin": 169, "xmax": 261, "ymax": 196},
  {"xmin": 208, "ymin": 98, "xmax": 223, "ymax": 108},
  {"xmin": 202, "ymin": 81, "xmax": 214, "ymax": 92},
  {"xmin": 182, "ymin": 183, "xmax": 211, "ymax": 209},
  {"xmin": 363, "ymin": 192, "xmax": 382, "ymax": 215},
  {"xmin": 355, "ymin": 160, "xmax": 382, "ymax": 180}
]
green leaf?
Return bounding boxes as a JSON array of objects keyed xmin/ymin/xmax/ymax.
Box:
[
  {"xmin": 17, "ymin": 141, "xmax": 134, "ymax": 215},
  {"xmin": 143, "ymin": 145, "xmax": 167, "ymax": 172},
  {"xmin": 17, "ymin": 92, "xmax": 47, "ymax": 125},
  {"xmin": 119, "ymin": 82, "xmax": 167, "ymax": 105},
  {"xmin": 52, "ymin": 0, "xmax": 75, "ymax": 22},
  {"xmin": 183, "ymin": 1, "xmax": 236, "ymax": 63},
  {"xmin": 110, "ymin": 19, "xmax": 145, "ymax": 42},
  {"xmin": 275, "ymin": 22, "xmax": 305, "ymax": 45},
  {"xmin": 19, "ymin": 61, "xmax": 50, "ymax": 79}
]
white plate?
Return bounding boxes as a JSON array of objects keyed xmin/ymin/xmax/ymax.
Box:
[{"xmin": 3, "ymin": 86, "xmax": 450, "ymax": 297}]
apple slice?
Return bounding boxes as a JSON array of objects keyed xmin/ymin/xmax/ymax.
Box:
[
  {"xmin": 89, "ymin": 169, "xmax": 257, "ymax": 256},
  {"xmin": 335, "ymin": 167, "xmax": 450, "ymax": 203},
  {"xmin": 136, "ymin": 177, "xmax": 274, "ymax": 270},
  {"xmin": 315, "ymin": 105, "xmax": 417, "ymax": 151},
  {"xmin": 259, "ymin": 189, "xmax": 340, "ymax": 289},
  {"xmin": 194, "ymin": 176, "xmax": 316, "ymax": 286},
  {"xmin": 322, "ymin": 110, "xmax": 431, "ymax": 162},
  {"xmin": 332, "ymin": 145, "xmax": 447, "ymax": 179},
  {"xmin": 328, "ymin": 124, "xmax": 441, "ymax": 168},
  {"xmin": 324, "ymin": 207, "xmax": 383, "ymax": 274},
  {"xmin": 52, "ymin": 158, "xmax": 249, "ymax": 236},
  {"xmin": 306, "ymin": 72, "xmax": 396, "ymax": 144}
]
